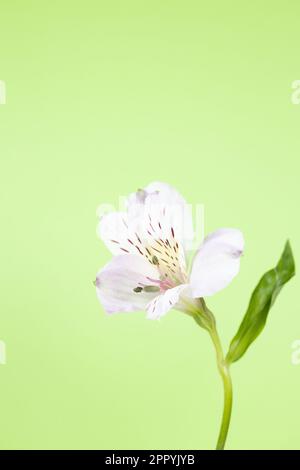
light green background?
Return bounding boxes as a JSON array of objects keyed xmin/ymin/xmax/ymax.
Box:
[{"xmin": 0, "ymin": 1, "xmax": 299, "ymax": 450}]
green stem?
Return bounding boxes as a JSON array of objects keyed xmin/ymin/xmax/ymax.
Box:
[
  {"xmin": 192, "ymin": 301, "xmax": 233, "ymax": 450},
  {"xmin": 209, "ymin": 326, "xmax": 233, "ymax": 451}
]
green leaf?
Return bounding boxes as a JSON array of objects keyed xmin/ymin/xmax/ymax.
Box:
[{"xmin": 226, "ymin": 241, "xmax": 295, "ymax": 364}]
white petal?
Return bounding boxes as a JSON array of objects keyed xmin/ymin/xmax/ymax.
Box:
[
  {"xmin": 146, "ymin": 284, "xmax": 188, "ymax": 320},
  {"xmin": 190, "ymin": 228, "xmax": 244, "ymax": 297},
  {"xmin": 127, "ymin": 182, "xmax": 194, "ymax": 253},
  {"xmin": 97, "ymin": 211, "xmax": 146, "ymax": 256},
  {"xmin": 127, "ymin": 182, "xmax": 187, "ymax": 208},
  {"xmin": 96, "ymin": 255, "xmax": 160, "ymax": 314}
]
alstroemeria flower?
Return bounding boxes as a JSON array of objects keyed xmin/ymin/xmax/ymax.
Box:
[{"xmin": 95, "ymin": 182, "xmax": 244, "ymax": 319}]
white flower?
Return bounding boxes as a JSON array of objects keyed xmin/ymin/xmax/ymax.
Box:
[{"xmin": 95, "ymin": 182, "xmax": 244, "ymax": 320}]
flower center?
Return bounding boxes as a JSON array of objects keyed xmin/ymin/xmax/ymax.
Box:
[
  {"xmin": 139, "ymin": 229, "xmax": 187, "ymax": 293},
  {"xmin": 110, "ymin": 214, "xmax": 188, "ymax": 294}
]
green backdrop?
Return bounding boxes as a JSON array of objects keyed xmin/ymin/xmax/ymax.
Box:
[{"xmin": 0, "ymin": 1, "xmax": 299, "ymax": 450}]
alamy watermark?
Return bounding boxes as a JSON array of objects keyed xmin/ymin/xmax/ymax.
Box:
[
  {"xmin": 291, "ymin": 80, "xmax": 300, "ymax": 105},
  {"xmin": 0, "ymin": 80, "xmax": 6, "ymax": 104},
  {"xmin": 291, "ymin": 340, "xmax": 300, "ymax": 365},
  {"xmin": 96, "ymin": 196, "xmax": 205, "ymax": 252},
  {"xmin": 0, "ymin": 340, "xmax": 6, "ymax": 364}
]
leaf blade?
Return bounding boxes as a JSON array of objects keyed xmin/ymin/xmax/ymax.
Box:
[{"xmin": 226, "ymin": 241, "xmax": 295, "ymax": 364}]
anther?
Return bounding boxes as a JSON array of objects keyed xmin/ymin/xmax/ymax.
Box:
[
  {"xmin": 133, "ymin": 286, "xmax": 143, "ymax": 293},
  {"xmin": 143, "ymin": 285, "xmax": 160, "ymax": 293}
]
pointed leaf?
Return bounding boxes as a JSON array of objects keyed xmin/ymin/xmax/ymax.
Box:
[{"xmin": 226, "ymin": 241, "xmax": 295, "ymax": 364}]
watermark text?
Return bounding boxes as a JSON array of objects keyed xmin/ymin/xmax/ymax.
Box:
[
  {"xmin": 291, "ymin": 340, "xmax": 300, "ymax": 365},
  {"xmin": 291, "ymin": 80, "xmax": 300, "ymax": 105},
  {"xmin": 0, "ymin": 80, "xmax": 6, "ymax": 104},
  {"xmin": 0, "ymin": 340, "xmax": 6, "ymax": 364}
]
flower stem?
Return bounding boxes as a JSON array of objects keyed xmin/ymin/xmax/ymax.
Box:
[
  {"xmin": 192, "ymin": 301, "xmax": 233, "ymax": 450},
  {"xmin": 209, "ymin": 325, "xmax": 233, "ymax": 451}
]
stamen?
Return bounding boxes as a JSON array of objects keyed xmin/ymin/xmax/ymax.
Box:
[
  {"xmin": 143, "ymin": 285, "xmax": 160, "ymax": 293},
  {"xmin": 133, "ymin": 286, "xmax": 143, "ymax": 293}
]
